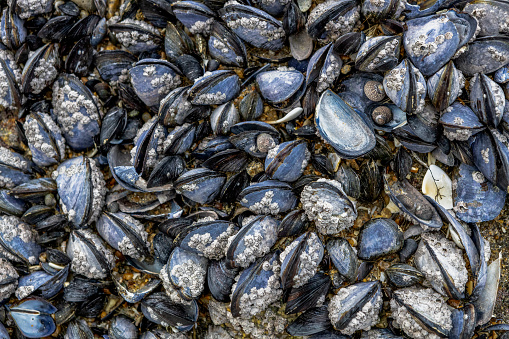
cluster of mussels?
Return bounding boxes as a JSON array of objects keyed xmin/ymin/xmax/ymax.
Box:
[{"xmin": 1, "ymin": 0, "xmax": 509, "ymax": 336}]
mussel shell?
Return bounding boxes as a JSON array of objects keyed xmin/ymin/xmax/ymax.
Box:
[
  {"xmin": 469, "ymin": 73, "xmax": 505, "ymax": 128},
  {"xmin": 21, "ymin": 43, "xmax": 59, "ymax": 95},
  {"xmin": 355, "ymin": 35, "xmax": 400, "ymax": 72},
  {"xmin": 256, "ymin": 69, "xmax": 305, "ymax": 106},
  {"xmin": 175, "ymin": 168, "xmax": 226, "ymax": 204},
  {"xmin": 238, "ymin": 180, "xmax": 297, "ymax": 215},
  {"xmin": 109, "ymin": 19, "xmax": 163, "ymax": 54},
  {"xmin": 52, "ymin": 73, "xmax": 101, "ymax": 151},
  {"xmin": 454, "ymin": 163, "xmax": 506, "ymax": 223},
  {"xmin": 385, "ymin": 178, "xmax": 442, "ymax": 229},
  {"xmin": 226, "ymin": 215, "xmax": 279, "ymax": 268},
  {"xmin": 326, "ymin": 238, "xmax": 358, "ymax": 282},
  {"xmin": 141, "ymin": 292, "xmax": 198, "ymax": 330},
  {"xmin": 188, "ymin": 70, "xmax": 240, "ymax": 105},
  {"xmin": 386, "ymin": 263, "xmax": 424, "ymax": 287},
  {"xmin": 208, "ymin": 21, "xmax": 247, "ymax": 67},
  {"xmin": 306, "ymin": 0, "xmax": 360, "ymax": 42},
  {"xmin": 315, "ymin": 89, "xmax": 376, "ymax": 158},
  {"xmin": 219, "ymin": 3, "xmax": 286, "ymax": 50},
  {"xmin": 427, "ymin": 61, "xmax": 464, "ymax": 112},
  {"xmin": 285, "ymin": 271, "xmax": 330, "ymax": 315},
  {"xmin": 230, "ymin": 251, "xmax": 282, "ymax": 318},
  {"xmin": 95, "ymin": 50, "xmax": 138, "ymax": 83},
  {"xmin": 265, "ymin": 140, "xmax": 310, "ymax": 182},
  {"xmin": 439, "ymin": 102, "xmax": 484, "ymax": 141},
  {"xmin": 357, "ymin": 218, "xmax": 403, "ymax": 260},
  {"xmin": 8, "ymin": 297, "xmax": 57, "ymax": 338}
]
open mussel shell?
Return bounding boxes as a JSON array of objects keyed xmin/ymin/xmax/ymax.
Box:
[
  {"xmin": 414, "ymin": 232, "xmax": 468, "ymax": 299},
  {"xmin": 219, "ymin": 3, "xmax": 286, "ymax": 50},
  {"xmin": 307, "ymin": 43, "xmax": 342, "ymax": 93},
  {"xmin": 385, "ymin": 178, "xmax": 442, "ymax": 230},
  {"xmin": 230, "ymin": 251, "xmax": 282, "ymax": 318},
  {"xmin": 23, "ymin": 112, "xmax": 65, "ymax": 167},
  {"xmin": 301, "ymin": 178, "xmax": 357, "ymax": 235},
  {"xmin": 383, "ymin": 59, "xmax": 426, "ymax": 115},
  {"xmin": 129, "ymin": 59, "xmax": 182, "ymax": 109},
  {"xmin": 315, "ymin": 89, "xmax": 376, "ymax": 158},
  {"xmin": 52, "ymin": 73, "xmax": 101, "ymax": 151},
  {"xmin": 109, "ymin": 19, "xmax": 162, "ymax": 54},
  {"xmin": 141, "ymin": 292, "xmax": 198, "ymax": 331},
  {"xmin": 355, "ymin": 35, "xmax": 400, "ymax": 72},
  {"xmin": 390, "ymin": 287, "xmax": 453, "ymax": 338},
  {"xmin": 454, "ymin": 163, "xmax": 506, "ymax": 223},
  {"xmin": 21, "ymin": 43, "xmax": 59, "ymax": 95},
  {"xmin": 54, "ymin": 156, "xmax": 106, "ymax": 227},
  {"xmin": 208, "ymin": 21, "xmax": 247, "ymax": 67},
  {"xmin": 427, "ymin": 61, "xmax": 464, "ymax": 112},
  {"xmin": 238, "ymin": 180, "xmax": 297, "ymax": 215},
  {"xmin": 256, "ymin": 69, "xmax": 306, "ymax": 108},
  {"xmin": 66, "ymin": 229, "xmax": 115, "ymax": 279},
  {"xmin": 280, "ymin": 232, "xmax": 324, "ymax": 290},
  {"xmin": 0, "ymin": 215, "xmax": 41, "ymax": 265},
  {"xmin": 470, "ymin": 73, "xmax": 505, "ymax": 128},
  {"xmin": 7, "ymin": 297, "xmax": 57, "ymax": 338},
  {"xmin": 96, "ymin": 211, "xmax": 150, "ymax": 260},
  {"xmin": 226, "ymin": 215, "xmax": 279, "ymax": 268},
  {"xmin": 328, "ymin": 281, "xmax": 383, "ymax": 335},
  {"xmin": 439, "ymin": 102, "xmax": 485, "ymax": 141},
  {"xmin": 403, "ymin": 10, "xmax": 476, "ymax": 76},
  {"xmin": 306, "ymin": 0, "xmax": 360, "ymax": 42},
  {"xmin": 189, "ymin": 70, "xmax": 240, "ymax": 105},
  {"xmin": 386, "ymin": 263, "xmax": 424, "ymax": 287},
  {"xmin": 456, "ymin": 36, "xmax": 509, "ymax": 76}
]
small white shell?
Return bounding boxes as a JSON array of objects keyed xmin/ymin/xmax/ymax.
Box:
[
  {"xmin": 266, "ymin": 107, "xmax": 303, "ymax": 124},
  {"xmin": 422, "ymin": 164, "xmax": 453, "ymax": 209}
]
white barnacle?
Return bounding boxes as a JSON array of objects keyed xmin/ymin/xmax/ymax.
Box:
[
  {"xmin": 472, "ymin": 170, "xmax": 486, "ymax": 183},
  {"xmin": 248, "ymin": 190, "xmax": 280, "ymax": 215},
  {"xmin": 414, "ymin": 232, "xmax": 468, "ymax": 297},
  {"xmin": 328, "ymin": 284, "xmax": 383, "ymax": 335},
  {"xmin": 170, "ymin": 260, "xmax": 207, "ymax": 298},
  {"xmin": 481, "ymin": 148, "xmax": 490, "ymax": 164},
  {"xmin": 189, "ymin": 18, "xmax": 214, "ymax": 35},
  {"xmin": 29, "ymin": 56, "xmax": 58, "ymax": 94},
  {"xmin": 390, "ymin": 287, "xmax": 452, "ymax": 339},
  {"xmin": 0, "ymin": 258, "xmax": 18, "ymax": 300}
]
